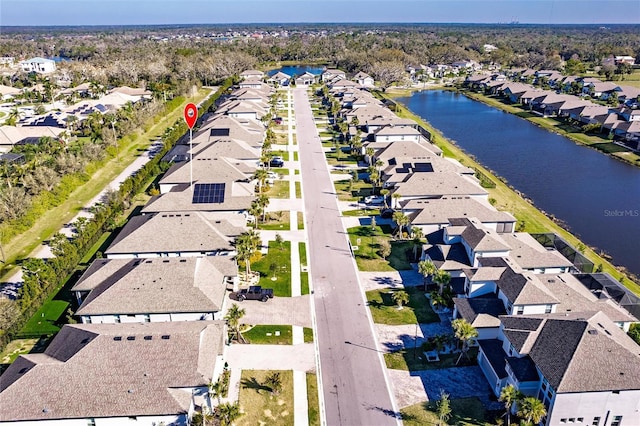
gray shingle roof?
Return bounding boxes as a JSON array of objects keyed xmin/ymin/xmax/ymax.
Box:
[
  {"xmin": 0, "ymin": 321, "xmax": 225, "ymax": 421},
  {"xmin": 105, "ymin": 212, "xmax": 244, "ymax": 256},
  {"xmin": 407, "ymin": 197, "xmax": 515, "ymax": 227},
  {"xmin": 454, "ymin": 297, "xmax": 506, "ymax": 328},
  {"xmin": 73, "ymin": 257, "xmax": 235, "ymax": 316}
]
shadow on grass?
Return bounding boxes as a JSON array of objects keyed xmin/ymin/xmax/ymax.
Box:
[{"xmin": 241, "ymin": 376, "xmax": 272, "ymax": 393}]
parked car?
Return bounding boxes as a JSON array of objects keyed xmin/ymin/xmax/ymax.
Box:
[
  {"xmin": 237, "ymin": 286, "xmax": 274, "ymax": 302},
  {"xmin": 364, "ymin": 195, "xmax": 385, "ymax": 205},
  {"xmin": 273, "ymin": 117, "xmax": 283, "ymax": 125},
  {"xmin": 270, "ymin": 156, "xmax": 284, "ymax": 167}
]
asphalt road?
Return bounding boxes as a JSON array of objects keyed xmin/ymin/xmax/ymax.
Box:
[{"xmin": 294, "ymin": 87, "xmax": 400, "ymax": 426}]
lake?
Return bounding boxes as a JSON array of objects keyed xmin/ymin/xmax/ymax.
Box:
[
  {"xmin": 397, "ymin": 90, "xmax": 640, "ymax": 276},
  {"xmin": 268, "ymin": 65, "xmax": 325, "ymax": 77}
]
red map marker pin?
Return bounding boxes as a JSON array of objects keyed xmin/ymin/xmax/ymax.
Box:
[{"xmin": 184, "ymin": 103, "xmax": 198, "ymax": 129}]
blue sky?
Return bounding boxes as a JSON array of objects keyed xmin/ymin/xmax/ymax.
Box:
[{"xmin": 1, "ymin": 0, "xmax": 639, "ymax": 26}]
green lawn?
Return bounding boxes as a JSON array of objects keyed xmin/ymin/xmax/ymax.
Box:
[
  {"xmin": 19, "ymin": 300, "xmax": 69, "ymax": 335},
  {"xmin": 295, "ymin": 181, "xmax": 302, "ymax": 198},
  {"xmin": 334, "ymin": 179, "xmax": 375, "ymax": 201},
  {"xmin": 347, "ymin": 226, "xmax": 414, "ymax": 271},
  {"xmin": 243, "ymin": 325, "xmax": 292, "ymax": 345},
  {"xmin": 258, "ymin": 211, "xmax": 291, "ymax": 231},
  {"xmin": 366, "ymin": 287, "xmax": 439, "ymax": 325},
  {"xmin": 385, "ymin": 347, "xmax": 479, "ymax": 371},
  {"xmin": 253, "ymin": 241, "xmax": 292, "ymax": 297},
  {"xmin": 297, "ymin": 211, "xmax": 304, "ymax": 229},
  {"xmin": 307, "ymin": 373, "xmax": 321, "ymax": 426},
  {"xmin": 299, "ymin": 243, "xmax": 310, "ymax": 295},
  {"xmin": 303, "ymin": 327, "xmax": 314, "ymax": 343},
  {"xmin": 267, "ymin": 181, "xmax": 290, "ymax": 199},
  {"xmin": 0, "ymin": 338, "xmax": 38, "ymax": 366},
  {"xmin": 342, "ymin": 208, "xmax": 381, "ymax": 217},
  {"xmin": 293, "ymin": 151, "xmax": 299, "ymax": 161},
  {"xmin": 401, "ymin": 397, "xmax": 492, "ymax": 426},
  {"xmin": 238, "ymin": 370, "xmax": 294, "ymax": 426}
]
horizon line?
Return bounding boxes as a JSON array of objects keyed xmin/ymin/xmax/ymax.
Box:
[{"xmin": 3, "ymin": 22, "xmax": 639, "ymax": 28}]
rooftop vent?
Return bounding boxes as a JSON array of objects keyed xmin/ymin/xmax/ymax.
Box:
[
  {"xmin": 144, "ymin": 335, "xmax": 152, "ymax": 341},
  {"xmin": 126, "ymin": 336, "xmax": 136, "ymax": 341},
  {"xmin": 113, "ymin": 336, "xmax": 122, "ymax": 341},
  {"xmin": 588, "ymin": 330, "xmax": 598, "ymax": 335},
  {"xmin": 161, "ymin": 335, "xmax": 170, "ymax": 340}
]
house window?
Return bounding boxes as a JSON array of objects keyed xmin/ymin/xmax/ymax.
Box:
[
  {"xmin": 611, "ymin": 416, "xmax": 623, "ymax": 426},
  {"xmin": 577, "ymin": 419, "xmax": 584, "ymax": 423},
  {"xmin": 114, "ymin": 315, "xmax": 121, "ymax": 324},
  {"xmin": 561, "ymin": 419, "xmax": 567, "ymax": 424},
  {"xmin": 569, "ymin": 419, "xmax": 575, "ymax": 423},
  {"xmin": 87, "ymin": 419, "xmax": 96, "ymax": 426},
  {"xmin": 545, "ymin": 304, "xmax": 553, "ymax": 314},
  {"xmin": 144, "ymin": 314, "xmax": 150, "ymax": 323},
  {"xmin": 592, "ymin": 417, "xmax": 600, "ymax": 426},
  {"xmin": 516, "ymin": 306, "xmax": 524, "ymax": 315}
]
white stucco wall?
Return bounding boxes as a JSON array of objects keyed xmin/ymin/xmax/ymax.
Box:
[
  {"xmin": 82, "ymin": 312, "xmax": 214, "ymax": 324},
  {"xmin": 547, "ymin": 390, "xmax": 640, "ymax": 426},
  {"xmin": 0, "ymin": 414, "xmax": 185, "ymax": 426}
]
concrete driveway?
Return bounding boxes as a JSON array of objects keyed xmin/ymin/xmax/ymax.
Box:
[{"xmin": 226, "ymin": 295, "xmax": 312, "ymax": 328}]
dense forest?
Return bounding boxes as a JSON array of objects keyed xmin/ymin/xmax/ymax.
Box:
[{"xmin": 1, "ymin": 24, "xmax": 639, "ymax": 91}]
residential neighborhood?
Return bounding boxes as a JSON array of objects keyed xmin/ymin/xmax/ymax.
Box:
[{"xmin": 1, "ymin": 62, "xmax": 638, "ymax": 426}]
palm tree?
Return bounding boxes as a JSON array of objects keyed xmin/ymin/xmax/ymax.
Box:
[
  {"xmin": 436, "ymin": 391, "xmax": 452, "ymax": 426},
  {"xmin": 338, "ymin": 120, "xmax": 348, "ymax": 142},
  {"xmin": 499, "ymin": 384, "xmax": 520, "ymax": 426},
  {"xmin": 392, "ymin": 192, "xmax": 402, "ymax": 209},
  {"xmin": 265, "ymin": 371, "xmax": 283, "ymax": 395},
  {"xmin": 365, "ymin": 147, "xmax": 375, "ymax": 165},
  {"xmin": 392, "ymin": 211, "xmax": 409, "ymax": 239},
  {"xmin": 452, "ymin": 318, "xmax": 478, "ymax": 365},
  {"xmin": 256, "ymin": 194, "xmax": 270, "ymax": 222},
  {"xmin": 209, "ymin": 379, "xmax": 225, "ymax": 405},
  {"xmin": 430, "ymin": 290, "xmax": 447, "ymax": 312},
  {"xmin": 235, "ymin": 229, "xmax": 261, "ymax": 276},
  {"xmin": 411, "ymin": 226, "xmax": 424, "ymax": 260},
  {"xmin": 379, "ymin": 188, "xmax": 390, "ymax": 209},
  {"xmin": 253, "ymin": 168, "xmax": 268, "ymax": 194},
  {"xmin": 224, "ymin": 303, "xmax": 246, "ymax": 343},
  {"xmin": 392, "ymin": 290, "xmax": 410, "ymax": 309},
  {"xmin": 517, "ymin": 396, "xmax": 547, "ymax": 426},
  {"xmin": 433, "ymin": 269, "xmax": 451, "ymax": 296},
  {"xmin": 418, "ymin": 260, "xmax": 437, "ymax": 290},
  {"xmin": 217, "ymin": 402, "xmax": 242, "ymax": 426}
]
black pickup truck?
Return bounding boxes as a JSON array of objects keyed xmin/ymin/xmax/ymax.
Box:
[{"xmin": 237, "ymin": 286, "xmax": 274, "ymax": 302}]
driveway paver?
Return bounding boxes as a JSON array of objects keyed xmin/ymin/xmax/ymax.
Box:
[{"xmin": 227, "ymin": 295, "xmax": 312, "ymax": 328}]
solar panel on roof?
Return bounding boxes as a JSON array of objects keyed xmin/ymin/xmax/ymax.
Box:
[
  {"xmin": 210, "ymin": 128, "xmax": 230, "ymax": 137},
  {"xmin": 192, "ymin": 183, "xmax": 225, "ymax": 204},
  {"xmin": 414, "ymin": 162, "xmax": 434, "ymax": 172}
]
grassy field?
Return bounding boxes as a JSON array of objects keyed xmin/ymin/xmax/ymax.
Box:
[
  {"xmin": 387, "ymin": 94, "xmax": 640, "ymax": 293},
  {"xmin": 267, "ymin": 180, "xmax": 290, "ymax": 199},
  {"xmin": 334, "ymin": 178, "xmax": 376, "ymax": 202},
  {"xmin": 243, "ymin": 325, "xmax": 293, "ymax": 345},
  {"xmin": 307, "ymin": 373, "xmax": 320, "ymax": 426},
  {"xmin": 347, "ymin": 225, "xmax": 415, "ymax": 271},
  {"xmin": 238, "ymin": 370, "xmax": 294, "ymax": 426},
  {"xmin": 303, "ymin": 327, "xmax": 314, "ymax": 343},
  {"xmin": 0, "ymin": 338, "xmax": 39, "ymax": 366},
  {"xmin": 253, "ymin": 241, "xmax": 292, "ymax": 297},
  {"xmin": 366, "ymin": 287, "xmax": 439, "ymax": 325},
  {"xmin": 297, "ymin": 211, "xmax": 304, "ymax": 229},
  {"xmin": 259, "ymin": 211, "xmax": 291, "ymax": 231},
  {"xmin": 19, "ymin": 300, "xmax": 69, "ymax": 335},
  {"xmin": 0, "ymin": 88, "xmax": 214, "ymax": 282},
  {"xmin": 401, "ymin": 397, "xmax": 493, "ymax": 426},
  {"xmin": 295, "ymin": 181, "xmax": 302, "ymax": 198},
  {"xmin": 385, "ymin": 348, "xmax": 479, "ymax": 371}
]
